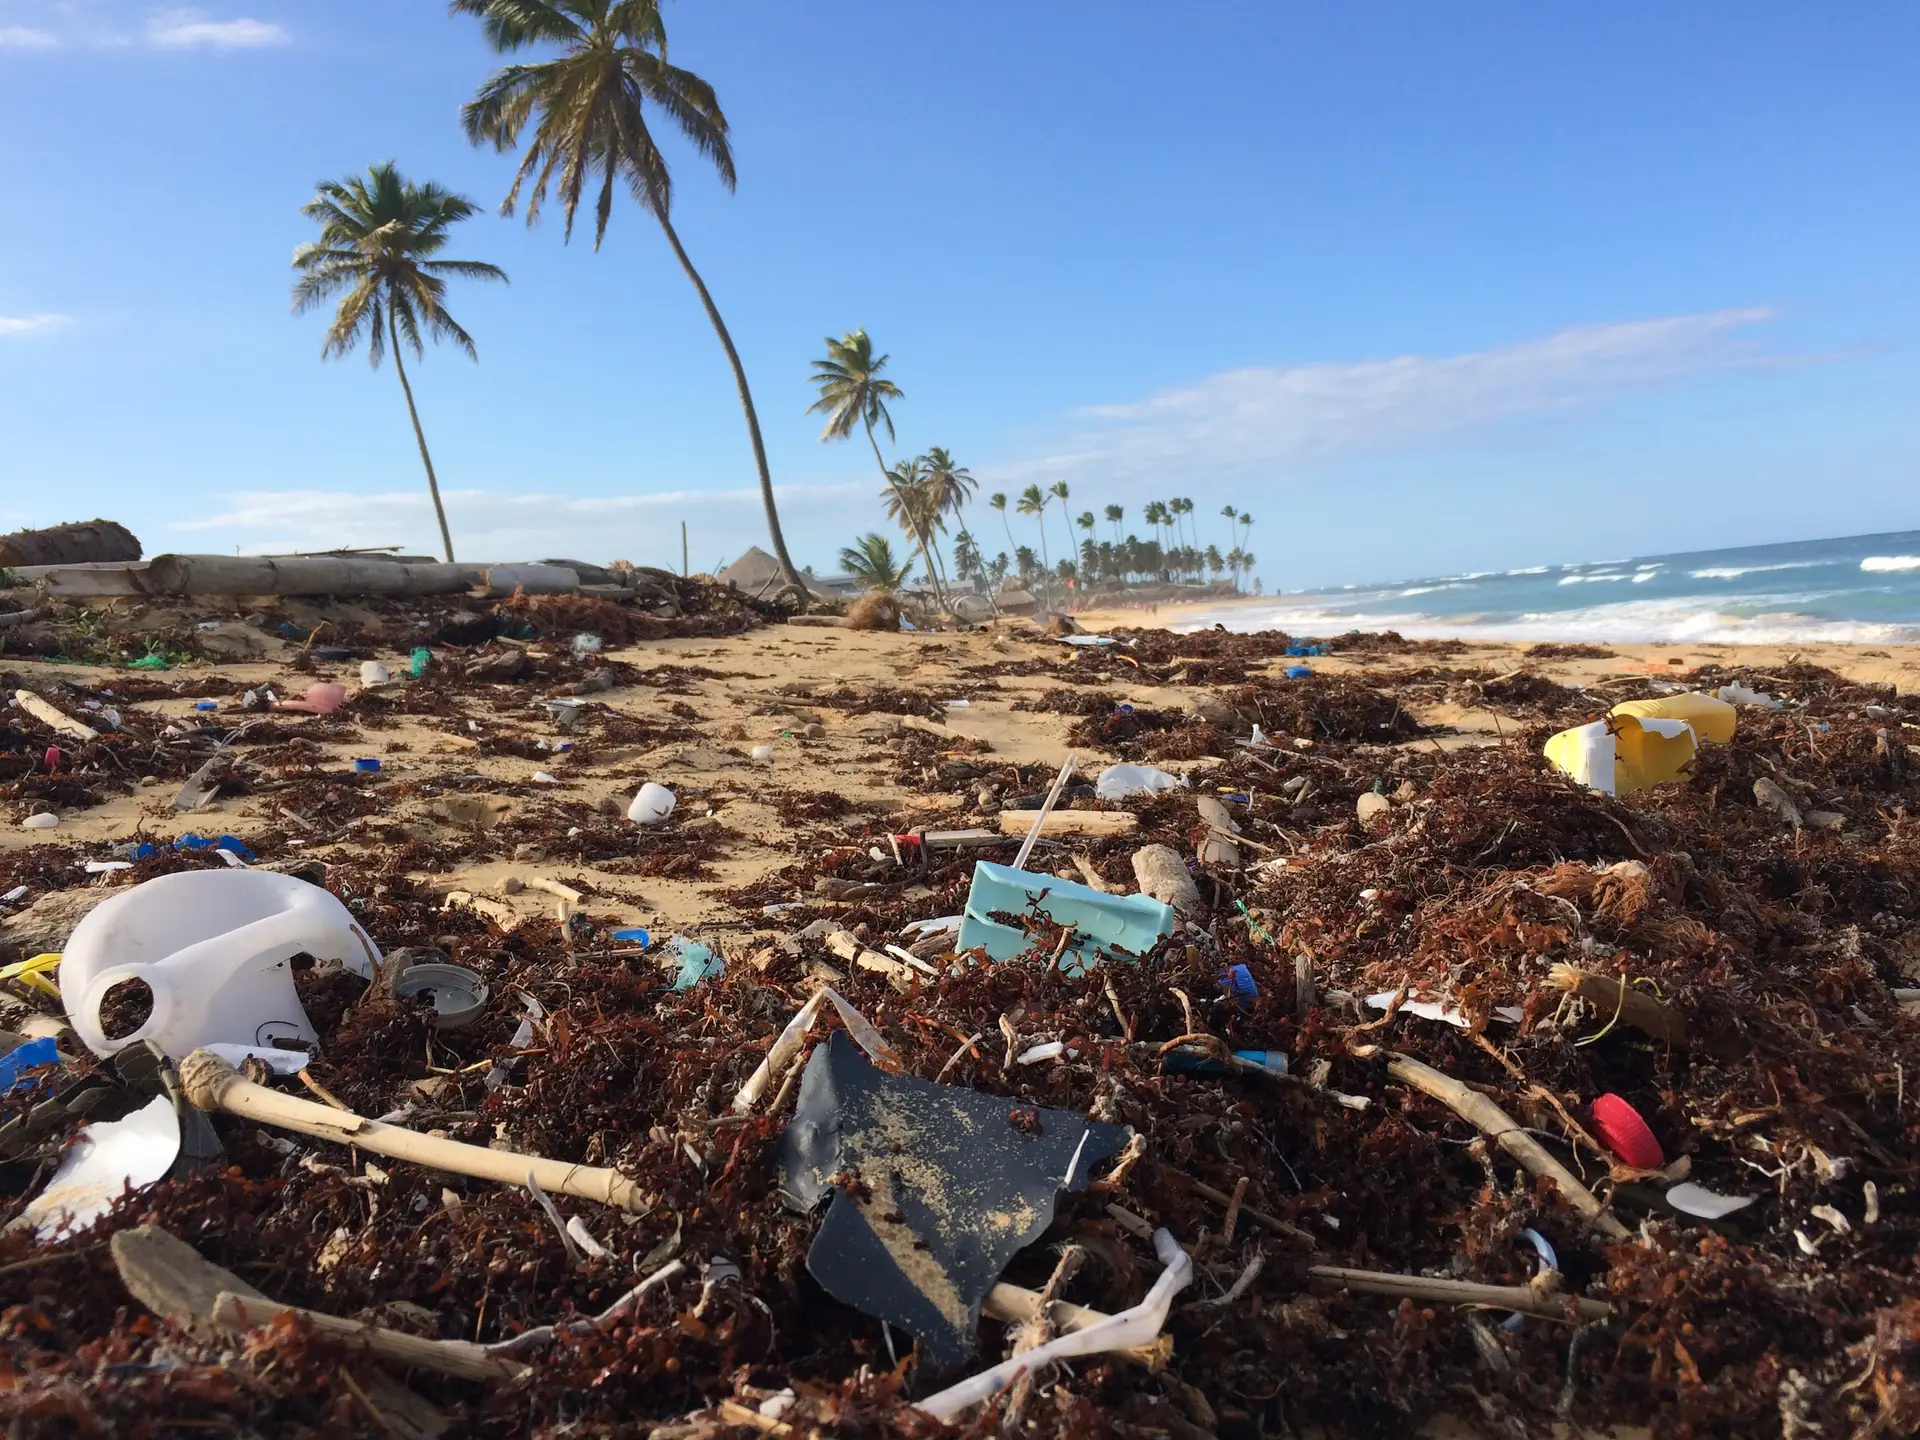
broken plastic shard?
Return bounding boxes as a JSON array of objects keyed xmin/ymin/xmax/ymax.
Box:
[
  {"xmin": 1666, "ymin": 1182, "xmax": 1758, "ymax": 1219},
  {"xmin": 1093, "ymin": 763, "xmax": 1183, "ymax": 801},
  {"xmin": 776, "ymin": 1031, "xmax": 1127, "ymax": 1369},
  {"xmin": 20, "ymin": 1094, "xmax": 181, "ymax": 1241},
  {"xmin": 957, "ymin": 861, "xmax": 1174, "ymax": 973},
  {"xmin": 666, "ymin": 936, "xmax": 724, "ymax": 991}
]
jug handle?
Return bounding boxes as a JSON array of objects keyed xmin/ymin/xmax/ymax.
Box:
[{"xmin": 79, "ymin": 965, "xmax": 172, "ymax": 1054}]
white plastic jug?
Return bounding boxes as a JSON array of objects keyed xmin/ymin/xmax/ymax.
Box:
[
  {"xmin": 58, "ymin": 870, "xmax": 380, "ymax": 1061},
  {"xmin": 628, "ymin": 783, "xmax": 676, "ymax": 826}
]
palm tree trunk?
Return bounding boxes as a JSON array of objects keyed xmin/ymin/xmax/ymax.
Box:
[
  {"xmin": 388, "ymin": 306, "xmax": 455, "ymax": 564},
  {"xmin": 656, "ymin": 213, "xmax": 803, "ymax": 591},
  {"xmin": 864, "ymin": 422, "xmax": 944, "ymax": 603}
]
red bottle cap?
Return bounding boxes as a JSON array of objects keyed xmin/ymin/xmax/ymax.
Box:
[{"xmin": 1592, "ymin": 1092, "xmax": 1663, "ymax": 1169}]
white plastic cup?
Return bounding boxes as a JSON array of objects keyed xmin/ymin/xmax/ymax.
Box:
[
  {"xmin": 628, "ymin": 783, "xmax": 676, "ymax": 826},
  {"xmin": 360, "ymin": 661, "xmax": 390, "ymax": 686}
]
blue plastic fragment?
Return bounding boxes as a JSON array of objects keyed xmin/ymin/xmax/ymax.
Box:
[
  {"xmin": 1283, "ymin": 665, "xmax": 1314, "ymax": 679},
  {"xmin": 173, "ymin": 834, "xmax": 257, "ymax": 861},
  {"xmin": 611, "ymin": 927, "xmax": 651, "ymax": 946},
  {"xmin": 1222, "ymin": 964, "xmax": 1258, "ymax": 999},
  {"xmin": 957, "ymin": 861, "xmax": 1175, "ymax": 975},
  {"xmin": 0, "ymin": 1036, "xmax": 60, "ymax": 1096},
  {"xmin": 353, "ymin": 758, "xmax": 381, "ymax": 773},
  {"xmin": 1163, "ymin": 1046, "xmax": 1288, "ymax": 1077}
]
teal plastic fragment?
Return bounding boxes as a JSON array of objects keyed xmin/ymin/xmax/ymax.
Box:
[
  {"xmin": 667, "ymin": 936, "xmax": 724, "ymax": 990},
  {"xmin": 957, "ymin": 861, "xmax": 1174, "ymax": 975}
]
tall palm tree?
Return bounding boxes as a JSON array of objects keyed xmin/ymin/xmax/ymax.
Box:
[
  {"xmin": 1016, "ymin": 484, "xmax": 1052, "ymax": 595},
  {"xmin": 1220, "ymin": 504, "xmax": 1238, "ymax": 560},
  {"xmin": 1142, "ymin": 500, "xmax": 1168, "ymax": 552},
  {"xmin": 988, "ymin": 493, "xmax": 1019, "ymax": 579},
  {"xmin": 806, "ymin": 330, "xmax": 942, "ymax": 602},
  {"xmin": 838, "ymin": 533, "xmax": 913, "ymax": 590},
  {"xmin": 1104, "ymin": 503, "xmax": 1124, "ymax": 543},
  {"xmin": 292, "ymin": 162, "xmax": 507, "ymax": 564},
  {"xmin": 1047, "ymin": 481, "xmax": 1075, "ymax": 582},
  {"xmin": 881, "ymin": 457, "xmax": 946, "ymax": 592},
  {"xmin": 452, "ymin": 0, "xmax": 802, "ymax": 589},
  {"xmin": 920, "ymin": 447, "xmax": 976, "ymax": 585}
]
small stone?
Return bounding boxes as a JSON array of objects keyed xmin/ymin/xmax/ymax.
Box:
[
  {"xmin": 501, "ymin": 876, "xmax": 525, "ymax": 894},
  {"xmin": 803, "ymin": 722, "xmax": 826, "ymax": 740},
  {"xmin": 597, "ymin": 795, "xmax": 624, "ymax": 817},
  {"xmin": 1805, "ymin": 809, "xmax": 1846, "ymax": 831},
  {"xmin": 138, "ymin": 775, "xmax": 159, "ymax": 788},
  {"xmin": 1356, "ymin": 792, "xmax": 1392, "ymax": 825},
  {"xmin": 1132, "ymin": 843, "xmax": 1203, "ymax": 917}
]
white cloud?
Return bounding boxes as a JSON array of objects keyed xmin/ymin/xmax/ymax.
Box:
[
  {"xmin": 146, "ymin": 8, "xmax": 286, "ymax": 48},
  {"xmin": 0, "ymin": 313, "xmax": 70, "ymax": 335},
  {"xmin": 168, "ymin": 481, "xmax": 868, "ymax": 568},
  {"xmin": 992, "ymin": 307, "xmax": 1787, "ymax": 488},
  {"xmin": 0, "ymin": 24, "xmax": 59, "ymax": 47}
]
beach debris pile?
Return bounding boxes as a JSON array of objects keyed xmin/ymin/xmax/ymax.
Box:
[{"xmin": 2, "ymin": 594, "xmax": 1919, "ymax": 1438}]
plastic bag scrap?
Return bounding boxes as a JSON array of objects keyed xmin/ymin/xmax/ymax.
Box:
[
  {"xmin": 16, "ymin": 1095, "xmax": 181, "ymax": 1241},
  {"xmin": 777, "ymin": 1032, "xmax": 1127, "ymax": 1369},
  {"xmin": 1093, "ymin": 763, "xmax": 1185, "ymax": 801},
  {"xmin": 914, "ymin": 1226, "xmax": 1193, "ymax": 1420},
  {"xmin": 1543, "ymin": 692, "xmax": 1736, "ymax": 796}
]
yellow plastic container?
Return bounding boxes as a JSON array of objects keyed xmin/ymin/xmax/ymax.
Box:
[
  {"xmin": 1543, "ymin": 692, "xmax": 1737, "ymax": 796},
  {"xmin": 1609, "ymin": 693, "xmax": 1736, "ymax": 744}
]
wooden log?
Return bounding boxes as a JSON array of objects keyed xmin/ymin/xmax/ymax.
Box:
[
  {"xmin": 995, "ymin": 809, "xmax": 1138, "ymax": 838},
  {"xmin": 178, "ymin": 1049, "xmax": 645, "ymax": 1211},
  {"xmin": 15, "ymin": 555, "xmax": 581, "ymax": 599},
  {"xmin": 0, "ymin": 519, "xmax": 140, "ymax": 568}
]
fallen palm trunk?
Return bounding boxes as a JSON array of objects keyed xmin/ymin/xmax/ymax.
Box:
[
  {"xmin": 178, "ymin": 1049, "xmax": 645, "ymax": 1211},
  {"xmin": 1306, "ymin": 1265, "xmax": 1614, "ymax": 1322},
  {"xmin": 1547, "ymin": 963, "xmax": 1689, "ymax": 1046},
  {"xmin": 0, "ymin": 519, "xmax": 140, "ymax": 568},
  {"xmin": 11, "ymin": 555, "xmax": 581, "ymax": 599},
  {"xmin": 1387, "ymin": 1052, "xmax": 1631, "ymax": 1241}
]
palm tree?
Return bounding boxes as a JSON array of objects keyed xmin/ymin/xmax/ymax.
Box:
[
  {"xmin": 1016, "ymin": 484, "xmax": 1052, "ymax": 595},
  {"xmin": 881, "ymin": 457, "xmax": 946, "ymax": 592},
  {"xmin": 1047, "ymin": 481, "xmax": 1075, "ymax": 582},
  {"xmin": 806, "ymin": 330, "xmax": 942, "ymax": 602},
  {"xmin": 920, "ymin": 447, "xmax": 976, "ymax": 585},
  {"xmin": 1205, "ymin": 544, "xmax": 1224, "ymax": 581},
  {"xmin": 1142, "ymin": 500, "xmax": 1167, "ymax": 552},
  {"xmin": 292, "ymin": 162, "xmax": 507, "ymax": 564},
  {"xmin": 1220, "ymin": 503, "xmax": 1238, "ymax": 555},
  {"xmin": 1076, "ymin": 510, "xmax": 1096, "ymax": 543},
  {"xmin": 952, "ymin": 528, "xmax": 982, "ymax": 589},
  {"xmin": 1103, "ymin": 503, "xmax": 1123, "ymax": 543},
  {"xmin": 988, "ymin": 493, "xmax": 1019, "ymax": 584},
  {"xmin": 838, "ymin": 533, "xmax": 914, "ymax": 590},
  {"xmin": 452, "ymin": 0, "xmax": 802, "ymax": 589}
]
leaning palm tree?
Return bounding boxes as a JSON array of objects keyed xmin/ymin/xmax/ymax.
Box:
[
  {"xmin": 292, "ymin": 161, "xmax": 507, "ymax": 563},
  {"xmin": 1220, "ymin": 504, "xmax": 1238, "ymax": 558},
  {"xmin": 837, "ymin": 533, "xmax": 914, "ymax": 590},
  {"xmin": 1104, "ymin": 503, "xmax": 1124, "ymax": 543},
  {"xmin": 452, "ymin": 0, "xmax": 802, "ymax": 590},
  {"xmin": 1047, "ymin": 481, "xmax": 1075, "ymax": 582},
  {"xmin": 881, "ymin": 457, "xmax": 946, "ymax": 592},
  {"xmin": 807, "ymin": 330, "xmax": 942, "ymax": 602},
  {"xmin": 920, "ymin": 447, "xmax": 976, "ymax": 534}
]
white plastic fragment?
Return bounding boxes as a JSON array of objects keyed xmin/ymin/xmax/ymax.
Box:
[
  {"xmin": 566, "ymin": 1214, "xmax": 612, "ymax": 1260},
  {"xmin": 914, "ymin": 1227, "xmax": 1194, "ymax": 1421},
  {"xmin": 1716, "ymin": 683, "xmax": 1782, "ymax": 709},
  {"xmin": 1016, "ymin": 1041, "xmax": 1066, "ymax": 1065},
  {"xmin": 20, "ymin": 1095, "xmax": 180, "ymax": 1240},
  {"xmin": 628, "ymin": 782, "xmax": 676, "ymax": 826},
  {"xmin": 1665, "ymin": 1182, "xmax": 1758, "ymax": 1219},
  {"xmin": 531, "ymin": 771, "xmax": 559, "ymax": 785},
  {"xmin": 750, "ymin": 745, "xmax": 774, "ymax": 762},
  {"xmin": 200, "ymin": 1044, "xmax": 310, "ymax": 1076},
  {"xmin": 21, "ymin": 814, "xmax": 59, "ymax": 831},
  {"xmin": 1094, "ymin": 763, "xmax": 1184, "ymax": 801},
  {"xmin": 1364, "ymin": 992, "xmax": 1526, "ymax": 1028}
]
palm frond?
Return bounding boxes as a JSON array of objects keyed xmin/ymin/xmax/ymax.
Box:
[{"xmin": 448, "ymin": 0, "xmax": 584, "ymax": 52}]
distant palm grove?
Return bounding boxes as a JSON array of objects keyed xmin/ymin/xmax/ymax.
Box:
[{"xmin": 291, "ymin": 0, "xmax": 1254, "ymax": 607}]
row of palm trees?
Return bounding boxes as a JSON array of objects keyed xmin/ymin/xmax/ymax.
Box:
[
  {"xmin": 296, "ymin": 0, "xmax": 806, "ymax": 583},
  {"xmin": 807, "ymin": 328, "xmax": 1260, "ymax": 604}
]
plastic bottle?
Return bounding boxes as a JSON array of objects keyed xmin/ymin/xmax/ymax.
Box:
[
  {"xmin": 58, "ymin": 870, "xmax": 380, "ymax": 1061},
  {"xmin": 628, "ymin": 783, "xmax": 676, "ymax": 826}
]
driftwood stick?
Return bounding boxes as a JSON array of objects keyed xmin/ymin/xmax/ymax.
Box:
[
  {"xmin": 179, "ymin": 1049, "xmax": 646, "ymax": 1212},
  {"xmin": 1184, "ymin": 1177, "xmax": 1315, "ymax": 1249},
  {"xmin": 212, "ymin": 1292, "xmax": 529, "ymax": 1381},
  {"xmin": 983, "ymin": 1282, "xmax": 1171, "ymax": 1368},
  {"xmin": 1307, "ymin": 1265, "xmax": 1613, "ymax": 1323},
  {"xmin": 1386, "ymin": 1052, "xmax": 1631, "ymax": 1242},
  {"xmin": 1546, "ymin": 964, "xmax": 1689, "ymax": 1046}
]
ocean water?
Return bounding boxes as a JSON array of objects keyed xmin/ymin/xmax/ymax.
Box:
[{"xmin": 1178, "ymin": 530, "xmax": 1920, "ymax": 644}]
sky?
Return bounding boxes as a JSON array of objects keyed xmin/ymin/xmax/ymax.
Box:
[{"xmin": 1, "ymin": 1, "xmax": 1916, "ymax": 590}]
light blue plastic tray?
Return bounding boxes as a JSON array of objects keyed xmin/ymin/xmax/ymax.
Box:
[{"xmin": 957, "ymin": 861, "xmax": 1175, "ymax": 974}]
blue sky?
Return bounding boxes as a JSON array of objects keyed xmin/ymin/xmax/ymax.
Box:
[{"xmin": 1, "ymin": 1, "xmax": 1915, "ymax": 589}]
